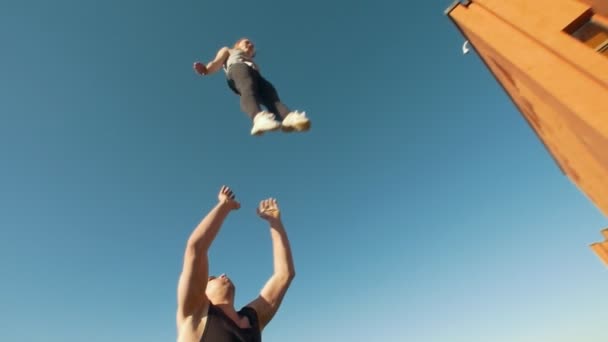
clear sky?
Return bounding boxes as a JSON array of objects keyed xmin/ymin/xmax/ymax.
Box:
[{"xmin": 1, "ymin": 0, "xmax": 607, "ymax": 341}]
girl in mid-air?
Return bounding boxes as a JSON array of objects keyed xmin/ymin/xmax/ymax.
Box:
[{"xmin": 194, "ymin": 38, "xmax": 311, "ymax": 136}]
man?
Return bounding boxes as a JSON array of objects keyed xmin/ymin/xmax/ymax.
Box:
[{"xmin": 176, "ymin": 185, "xmax": 296, "ymax": 342}]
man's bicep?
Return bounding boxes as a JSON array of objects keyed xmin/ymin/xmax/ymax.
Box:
[
  {"xmin": 246, "ymin": 296, "xmax": 273, "ymax": 331},
  {"xmin": 246, "ymin": 275, "xmax": 292, "ymax": 330},
  {"xmin": 177, "ymin": 246, "xmax": 208, "ymax": 319}
]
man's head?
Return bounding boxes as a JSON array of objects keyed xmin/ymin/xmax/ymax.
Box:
[{"xmin": 206, "ymin": 274, "xmax": 236, "ymax": 304}]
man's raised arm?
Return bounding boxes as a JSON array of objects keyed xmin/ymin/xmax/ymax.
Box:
[
  {"xmin": 247, "ymin": 198, "xmax": 296, "ymax": 331},
  {"xmin": 176, "ymin": 186, "xmax": 240, "ymax": 325}
]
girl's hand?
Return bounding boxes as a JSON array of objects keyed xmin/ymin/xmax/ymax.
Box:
[{"xmin": 193, "ymin": 62, "xmax": 208, "ymax": 75}]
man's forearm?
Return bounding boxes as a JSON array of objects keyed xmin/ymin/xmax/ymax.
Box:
[
  {"xmin": 268, "ymin": 219, "xmax": 296, "ymax": 279},
  {"xmin": 187, "ymin": 203, "xmax": 231, "ymax": 252}
]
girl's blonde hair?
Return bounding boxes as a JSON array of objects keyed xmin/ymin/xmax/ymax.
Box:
[
  {"xmin": 233, "ymin": 37, "xmax": 256, "ymax": 57},
  {"xmin": 233, "ymin": 37, "xmax": 249, "ymax": 49}
]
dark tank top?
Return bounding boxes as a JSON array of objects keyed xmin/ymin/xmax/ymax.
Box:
[{"xmin": 200, "ymin": 305, "xmax": 262, "ymax": 342}]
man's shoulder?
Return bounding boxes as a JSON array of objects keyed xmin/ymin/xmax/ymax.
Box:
[
  {"xmin": 239, "ymin": 306, "xmax": 260, "ymax": 328},
  {"xmin": 177, "ymin": 301, "xmax": 211, "ymax": 332}
]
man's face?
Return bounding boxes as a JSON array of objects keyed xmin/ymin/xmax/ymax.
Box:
[{"xmin": 206, "ymin": 274, "xmax": 235, "ymax": 301}]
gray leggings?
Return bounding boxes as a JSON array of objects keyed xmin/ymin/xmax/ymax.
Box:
[{"xmin": 226, "ymin": 63, "xmax": 291, "ymax": 120}]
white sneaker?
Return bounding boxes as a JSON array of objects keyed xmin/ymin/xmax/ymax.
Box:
[
  {"xmin": 251, "ymin": 111, "xmax": 281, "ymax": 136},
  {"xmin": 281, "ymin": 111, "xmax": 311, "ymax": 132}
]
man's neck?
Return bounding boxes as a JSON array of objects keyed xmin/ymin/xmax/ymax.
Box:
[
  {"xmin": 214, "ymin": 303, "xmax": 250, "ymax": 329},
  {"xmin": 215, "ymin": 303, "xmax": 238, "ymax": 318}
]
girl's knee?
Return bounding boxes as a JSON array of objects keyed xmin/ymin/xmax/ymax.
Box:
[{"xmin": 238, "ymin": 85, "xmax": 258, "ymax": 96}]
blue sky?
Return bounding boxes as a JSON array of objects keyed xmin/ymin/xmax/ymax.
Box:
[{"xmin": 1, "ymin": 0, "xmax": 607, "ymax": 341}]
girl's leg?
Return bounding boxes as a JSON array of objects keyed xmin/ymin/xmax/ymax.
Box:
[
  {"xmin": 258, "ymin": 76, "xmax": 311, "ymax": 132},
  {"xmin": 228, "ymin": 64, "xmax": 281, "ymax": 135},
  {"xmin": 227, "ymin": 63, "xmax": 262, "ymax": 119},
  {"xmin": 258, "ymin": 76, "xmax": 291, "ymax": 120}
]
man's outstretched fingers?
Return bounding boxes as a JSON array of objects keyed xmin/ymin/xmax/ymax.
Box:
[
  {"xmin": 218, "ymin": 185, "xmax": 240, "ymax": 210},
  {"xmin": 257, "ymin": 200, "xmax": 266, "ymax": 216},
  {"xmin": 222, "ymin": 186, "xmax": 234, "ymax": 198}
]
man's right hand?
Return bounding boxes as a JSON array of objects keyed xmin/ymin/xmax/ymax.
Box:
[
  {"xmin": 193, "ymin": 61, "xmax": 208, "ymax": 75},
  {"xmin": 218, "ymin": 185, "xmax": 240, "ymax": 210}
]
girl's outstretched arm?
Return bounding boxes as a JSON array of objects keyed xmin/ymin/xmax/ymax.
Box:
[{"xmin": 194, "ymin": 47, "xmax": 230, "ymax": 75}]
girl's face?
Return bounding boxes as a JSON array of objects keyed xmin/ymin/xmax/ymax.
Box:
[{"xmin": 237, "ymin": 39, "xmax": 255, "ymax": 57}]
